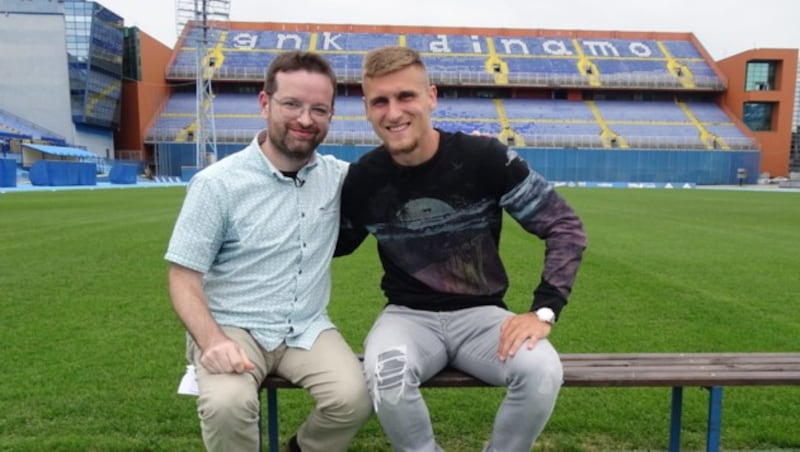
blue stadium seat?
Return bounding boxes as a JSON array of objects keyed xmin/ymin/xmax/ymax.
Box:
[
  {"xmin": 504, "ymin": 99, "xmax": 595, "ymax": 121},
  {"xmin": 595, "ymin": 100, "xmax": 688, "ymax": 122},
  {"xmin": 332, "ymin": 96, "xmax": 365, "ymax": 117},
  {"xmin": 686, "ymin": 103, "xmax": 733, "ymax": 122},
  {"xmin": 662, "ymin": 40, "xmax": 703, "ymax": 59}
]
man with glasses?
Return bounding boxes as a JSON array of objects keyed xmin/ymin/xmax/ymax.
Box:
[{"xmin": 166, "ymin": 51, "xmax": 371, "ymax": 452}]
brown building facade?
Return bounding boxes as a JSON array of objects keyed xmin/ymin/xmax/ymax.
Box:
[
  {"xmin": 717, "ymin": 49, "xmax": 798, "ymax": 178},
  {"xmin": 114, "ymin": 27, "xmax": 173, "ymax": 172}
]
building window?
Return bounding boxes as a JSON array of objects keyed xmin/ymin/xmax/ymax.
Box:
[
  {"xmin": 743, "ymin": 102, "xmax": 775, "ymax": 131},
  {"xmin": 790, "ymin": 126, "xmax": 800, "ymax": 171},
  {"xmin": 745, "ymin": 61, "xmax": 777, "ymax": 91}
]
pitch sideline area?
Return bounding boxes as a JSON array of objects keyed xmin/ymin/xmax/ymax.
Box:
[{"xmin": 3, "ymin": 180, "xmax": 799, "ymax": 195}]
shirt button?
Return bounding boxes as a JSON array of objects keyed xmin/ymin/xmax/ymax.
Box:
[{"xmin": 300, "ymin": 212, "xmax": 305, "ymax": 218}]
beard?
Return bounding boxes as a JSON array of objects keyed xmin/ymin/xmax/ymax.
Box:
[{"xmin": 268, "ymin": 120, "xmax": 326, "ymax": 162}]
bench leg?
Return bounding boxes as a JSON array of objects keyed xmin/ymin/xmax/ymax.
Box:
[
  {"xmin": 705, "ymin": 386, "xmax": 722, "ymax": 452},
  {"xmin": 258, "ymin": 391, "xmax": 263, "ymax": 452},
  {"xmin": 268, "ymin": 387, "xmax": 279, "ymax": 452},
  {"xmin": 669, "ymin": 387, "xmax": 683, "ymax": 452}
]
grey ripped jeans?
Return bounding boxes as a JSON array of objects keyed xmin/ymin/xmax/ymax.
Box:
[{"xmin": 363, "ymin": 305, "xmax": 563, "ymax": 452}]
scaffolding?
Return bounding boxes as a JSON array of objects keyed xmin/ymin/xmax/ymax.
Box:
[{"xmin": 175, "ymin": 0, "xmax": 230, "ymax": 168}]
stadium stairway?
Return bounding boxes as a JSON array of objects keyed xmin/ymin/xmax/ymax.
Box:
[
  {"xmin": 203, "ymin": 31, "xmax": 228, "ymax": 79},
  {"xmin": 493, "ymin": 99, "xmax": 525, "ymax": 146},
  {"xmin": 658, "ymin": 42, "xmax": 696, "ymax": 89},
  {"xmin": 176, "ymin": 122, "xmax": 196, "ymax": 143},
  {"xmin": 677, "ymin": 102, "xmax": 729, "ymax": 150},
  {"xmin": 484, "ymin": 39, "xmax": 509, "ymax": 85},
  {"xmin": 573, "ymin": 39, "xmax": 602, "ymax": 87},
  {"xmin": 586, "ymin": 100, "xmax": 628, "ymax": 148}
]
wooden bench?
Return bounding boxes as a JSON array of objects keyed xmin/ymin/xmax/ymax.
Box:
[{"xmin": 259, "ymin": 352, "xmax": 800, "ymax": 452}]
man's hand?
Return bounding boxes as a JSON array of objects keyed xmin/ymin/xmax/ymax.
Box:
[
  {"xmin": 200, "ymin": 337, "xmax": 256, "ymax": 374},
  {"xmin": 497, "ymin": 312, "xmax": 552, "ymax": 362}
]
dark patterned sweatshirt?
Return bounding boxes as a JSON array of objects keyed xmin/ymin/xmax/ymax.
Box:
[{"xmin": 336, "ymin": 130, "xmax": 587, "ymax": 318}]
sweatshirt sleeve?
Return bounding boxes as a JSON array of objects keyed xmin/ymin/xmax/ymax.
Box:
[{"xmin": 499, "ymin": 152, "xmax": 587, "ymax": 318}]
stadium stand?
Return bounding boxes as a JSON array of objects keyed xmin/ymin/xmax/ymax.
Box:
[
  {"xmin": 142, "ymin": 24, "xmax": 773, "ymax": 185},
  {"xmin": 0, "ymin": 109, "xmax": 67, "ymax": 146}
]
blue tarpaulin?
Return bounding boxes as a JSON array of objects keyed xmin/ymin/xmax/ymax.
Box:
[
  {"xmin": 109, "ymin": 164, "xmax": 138, "ymax": 184},
  {"xmin": 29, "ymin": 160, "xmax": 96, "ymax": 186},
  {"xmin": 0, "ymin": 159, "xmax": 16, "ymax": 187},
  {"xmin": 23, "ymin": 144, "xmax": 98, "ymax": 159}
]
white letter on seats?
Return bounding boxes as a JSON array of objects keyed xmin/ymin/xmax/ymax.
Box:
[
  {"xmin": 543, "ymin": 40, "xmax": 572, "ymax": 56},
  {"xmin": 500, "ymin": 38, "xmax": 529, "ymax": 55},
  {"xmin": 322, "ymin": 32, "xmax": 342, "ymax": 50},
  {"xmin": 582, "ymin": 41, "xmax": 619, "ymax": 57},
  {"xmin": 276, "ymin": 34, "xmax": 302, "ymax": 50},
  {"xmin": 629, "ymin": 42, "xmax": 652, "ymax": 57},
  {"xmin": 232, "ymin": 33, "xmax": 258, "ymax": 50},
  {"xmin": 430, "ymin": 34, "xmax": 451, "ymax": 53},
  {"xmin": 470, "ymin": 35, "xmax": 483, "ymax": 53}
]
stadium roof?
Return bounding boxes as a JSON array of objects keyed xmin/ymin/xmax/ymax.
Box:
[{"xmin": 22, "ymin": 144, "xmax": 98, "ymax": 159}]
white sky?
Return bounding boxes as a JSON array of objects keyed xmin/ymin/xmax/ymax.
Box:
[{"xmin": 98, "ymin": 0, "xmax": 799, "ymax": 61}]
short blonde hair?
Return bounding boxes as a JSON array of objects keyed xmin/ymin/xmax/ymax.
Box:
[{"xmin": 362, "ymin": 46, "xmax": 427, "ymax": 79}]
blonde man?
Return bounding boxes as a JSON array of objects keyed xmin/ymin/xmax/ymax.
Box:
[{"xmin": 336, "ymin": 46, "xmax": 587, "ymax": 452}]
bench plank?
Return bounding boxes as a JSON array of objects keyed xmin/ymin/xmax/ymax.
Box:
[{"xmin": 262, "ymin": 352, "xmax": 800, "ymax": 388}]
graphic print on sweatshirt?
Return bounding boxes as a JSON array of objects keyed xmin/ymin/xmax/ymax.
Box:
[{"xmin": 366, "ymin": 195, "xmax": 507, "ymax": 296}]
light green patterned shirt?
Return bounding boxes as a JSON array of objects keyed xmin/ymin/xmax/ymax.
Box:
[{"xmin": 165, "ymin": 132, "xmax": 348, "ymax": 351}]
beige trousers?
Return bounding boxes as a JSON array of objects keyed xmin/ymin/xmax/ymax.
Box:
[{"xmin": 189, "ymin": 326, "xmax": 372, "ymax": 452}]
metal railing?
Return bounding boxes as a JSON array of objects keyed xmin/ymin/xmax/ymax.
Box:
[
  {"xmin": 146, "ymin": 127, "xmax": 756, "ymax": 151},
  {"xmin": 166, "ymin": 65, "xmax": 724, "ymax": 90}
]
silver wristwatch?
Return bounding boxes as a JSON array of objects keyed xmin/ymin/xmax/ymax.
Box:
[{"xmin": 535, "ymin": 307, "xmax": 556, "ymax": 325}]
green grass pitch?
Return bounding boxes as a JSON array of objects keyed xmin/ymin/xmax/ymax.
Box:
[{"xmin": 1, "ymin": 186, "xmax": 798, "ymax": 450}]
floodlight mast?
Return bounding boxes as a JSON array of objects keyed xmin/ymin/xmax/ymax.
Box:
[{"xmin": 175, "ymin": 0, "xmax": 230, "ymax": 169}]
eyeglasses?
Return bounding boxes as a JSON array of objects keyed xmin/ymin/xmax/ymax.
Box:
[{"xmin": 270, "ymin": 95, "xmax": 333, "ymax": 120}]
